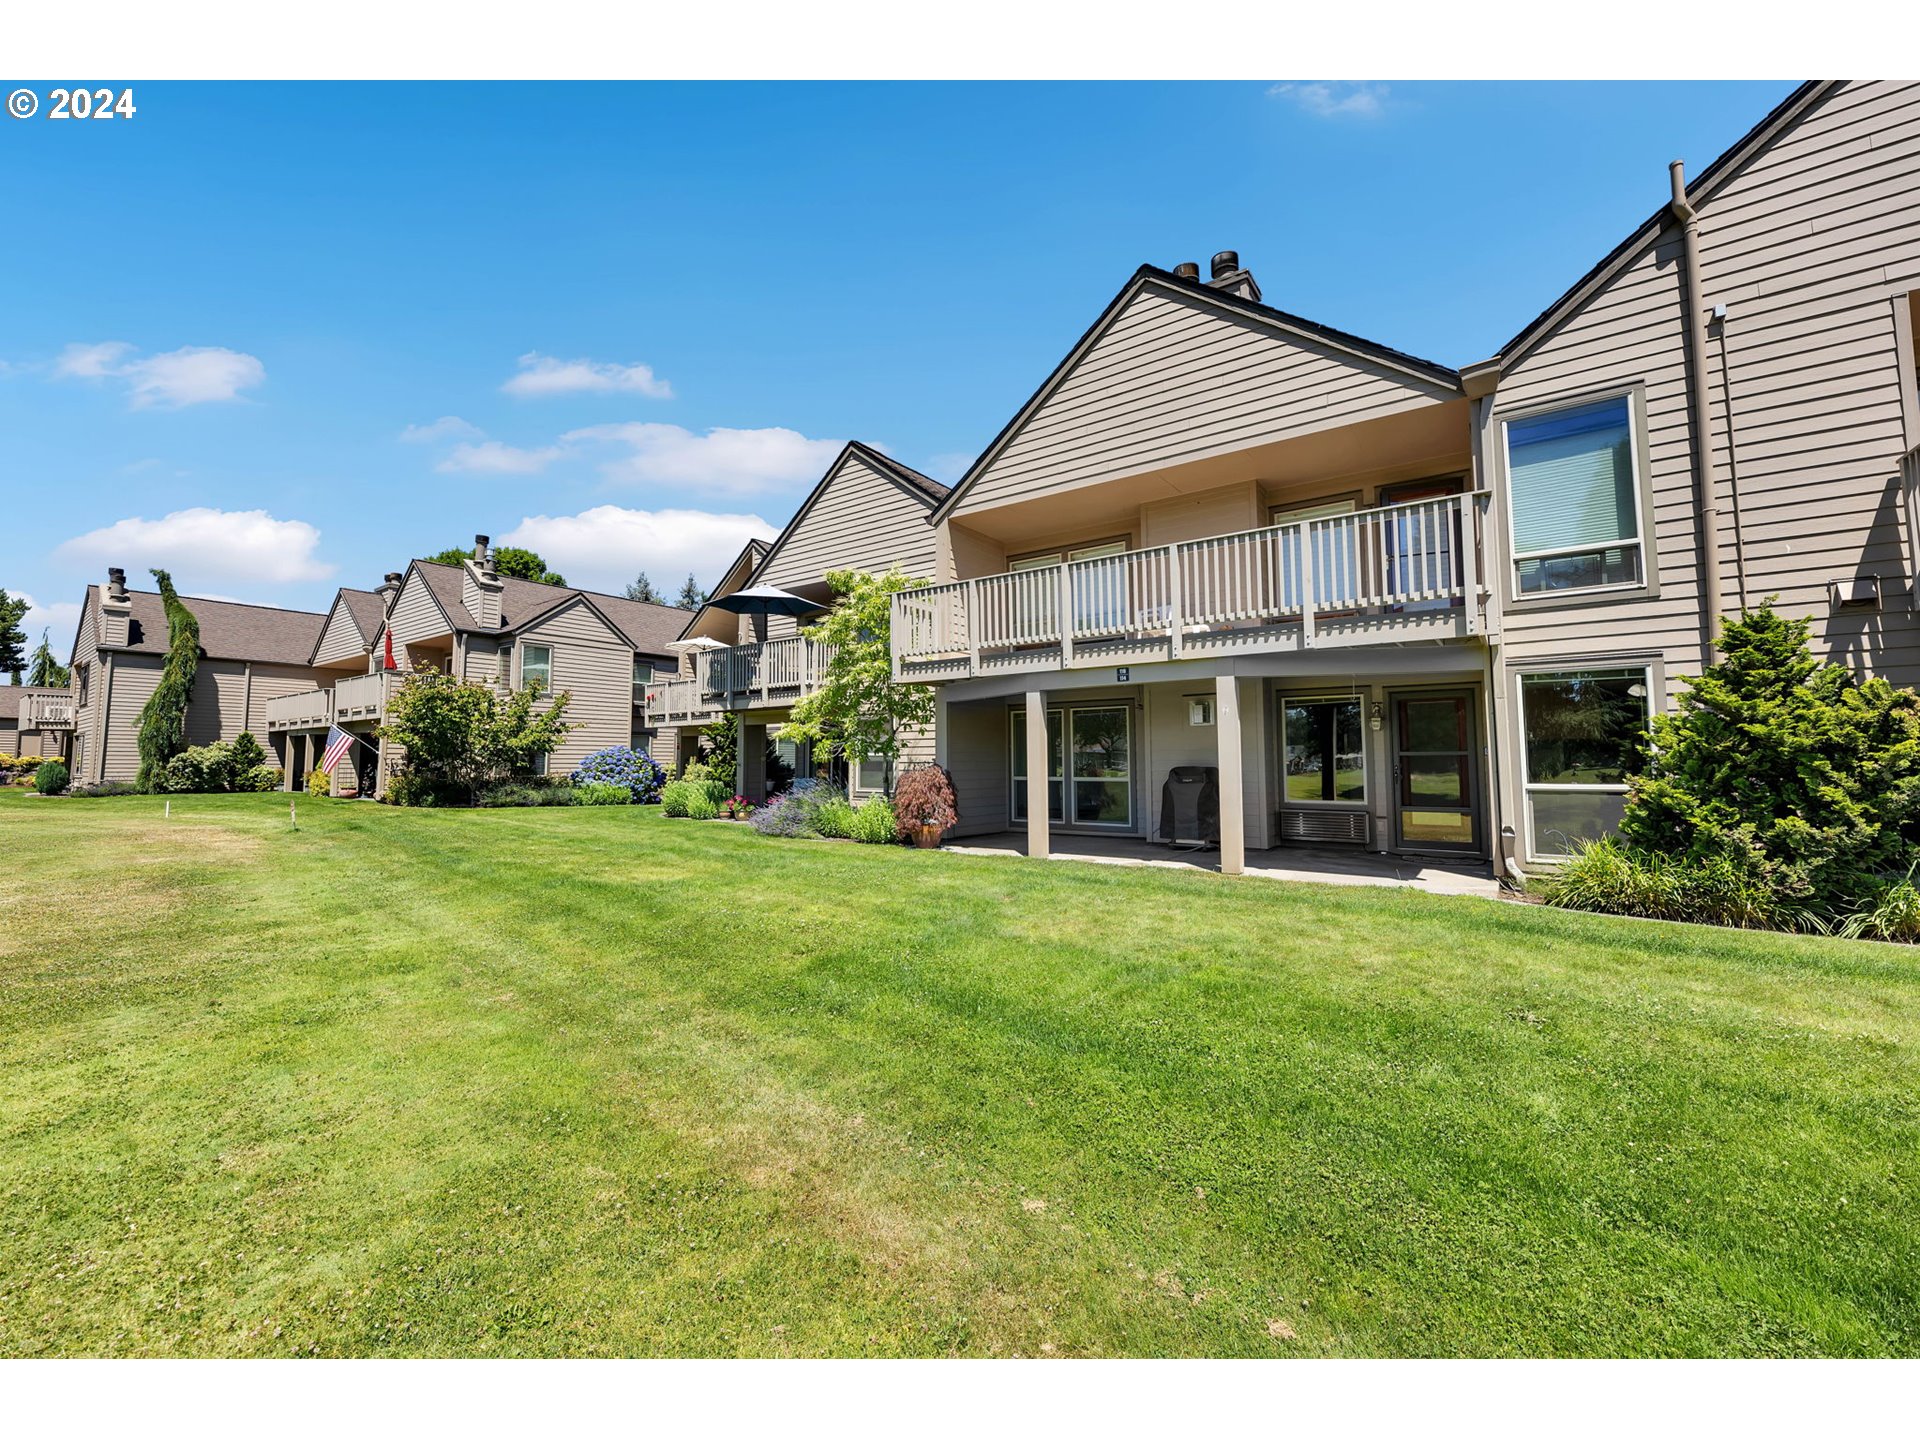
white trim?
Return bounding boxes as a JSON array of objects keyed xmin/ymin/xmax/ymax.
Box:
[
  {"xmin": 1501, "ymin": 390, "xmax": 1648, "ymax": 600},
  {"xmin": 1514, "ymin": 663, "xmax": 1653, "ymax": 863}
]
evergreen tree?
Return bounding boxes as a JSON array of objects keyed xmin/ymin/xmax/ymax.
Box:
[
  {"xmin": 1621, "ymin": 602, "xmax": 1920, "ymax": 909},
  {"xmin": 135, "ymin": 569, "xmax": 201, "ymax": 790},
  {"xmin": 0, "ymin": 589, "xmax": 27, "ymax": 684},
  {"xmin": 25, "ymin": 629, "xmax": 69, "ymax": 688},
  {"xmin": 624, "ymin": 572, "xmax": 665, "ymax": 604},
  {"xmin": 676, "ymin": 573, "xmax": 706, "ymax": 609}
]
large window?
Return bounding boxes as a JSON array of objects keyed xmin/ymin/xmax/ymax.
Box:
[
  {"xmin": 1283, "ymin": 698, "xmax": 1366, "ymax": 804},
  {"xmin": 1505, "ymin": 395, "xmax": 1643, "ymax": 596},
  {"xmin": 1519, "ymin": 667, "xmax": 1651, "ymax": 858},
  {"xmin": 632, "ymin": 657, "xmax": 653, "ymax": 705},
  {"xmin": 520, "ymin": 644, "xmax": 552, "ymax": 691},
  {"xmin": 1011, "ymin": 704, "xmax": 1132, "ymax": 827}
]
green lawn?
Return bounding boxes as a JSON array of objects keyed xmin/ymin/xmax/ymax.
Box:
[{"xmin": 2, "ymin": 790, "xmax": 1916, "ymax": 1357}]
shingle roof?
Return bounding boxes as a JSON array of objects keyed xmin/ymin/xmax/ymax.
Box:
[
  {"xmin": 336, "ymin": 588, "xmax": 389, "ymax": 645},
  {"xmin": 848, "ymin": 442, "xmax": 950, "ymax": 505},
  {"xmin": 92, "ymin": 586, "xmax": 329, "ymax": 665},
  {"xmin": 409, "ymin": 561, "xmax": 693, "ymax": 658}
]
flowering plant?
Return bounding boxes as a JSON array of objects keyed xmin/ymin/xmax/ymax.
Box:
[{"xmin": 723, "ymin": 793, "xmax": 756, "ymax": 820}]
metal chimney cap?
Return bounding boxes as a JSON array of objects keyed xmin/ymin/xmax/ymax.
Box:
[
  {"xmin": 1172, "ymin": 261, "xmax": 1201, "ymax": 281},
  {"xmin": 474, "ymin": 533, "xmax": 490, "ymax": 549},
  {"xmin": 107, "ymin": 566, "xmax": 126, "ymax": 584},
  {"xmin": 1210, "ymin": 250, "xmax": 1240, "ymax": 280},
  {"xmin": 382, "ymin": 571, "xmax": 403, "ymax": 585}
]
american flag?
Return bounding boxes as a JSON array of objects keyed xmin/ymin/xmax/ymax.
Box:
[{"xmin": 320, "ymin": 725, "xmax": 355, "ymax": 775}]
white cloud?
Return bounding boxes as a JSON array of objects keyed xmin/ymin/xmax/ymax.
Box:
[
  {"xmin": 502, "ymin": 352, "xmax": 674, "ymax": 400},
  {"xmin": 500, "ymin": 506, "xmax": 776, "ymax": 597},
  {"xmin": 53, "ymin": 340, "xmax": 266, "ymax": 408},
  {"xmin": 54, "ymin": 507, "xmax": 333, "ymax": 585},
  {"xmin": 564, "ymin": 422, "xmax": 842, "ymax": 495},
  {"xmin": 436, "ymin": 439, "xmax": 563, "ymax": 475},
  {"xmin": 400, "ymin": 415, "xmax": 482, "ymax": 443},
  {"xmin": 13, "ymin": 594, "xmax": 84, "ymax": 664},
  {"xmin": 1267, "ymin": 81, "xmax": 1388, "ymax": 119}
]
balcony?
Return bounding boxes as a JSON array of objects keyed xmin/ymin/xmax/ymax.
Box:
[
  {"xmin": 266, "ymin": 687, "xmax": 333, "ymax": 731},
  {"xmin": 893, "ymin": 492, "xmax": 1485, "ymax": 683},
  {"xmin": 645, "ymin": 636, "xmax": 839, "ymax": 725},
  {"xmin": 24, "ymin": 694, "xmax": 75, "ymax": 728},
  {"xmin": 333, "ymin": 670, "xmax": 400, "ymax": 722}
]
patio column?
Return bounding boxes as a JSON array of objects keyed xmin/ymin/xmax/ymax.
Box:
[
  {"xmin": 1215, "ymin": 674, "xmax": 1245, "ymax": 876},
  {"xmin": 1025, "ymin": 689, "xmax": 1049, "ymax": 860}
]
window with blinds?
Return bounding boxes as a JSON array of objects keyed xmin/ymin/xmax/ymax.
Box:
[{"xmin": 1505, "ymin": 394, "xmax": 1643, "ymax": 595}]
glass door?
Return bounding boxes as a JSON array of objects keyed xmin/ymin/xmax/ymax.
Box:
[
  {"xmin": 1392, "ymin": 692, "xmax": 1480, "ymax": 852},
  {"xmin": 1069, "ymin": 706, "xmax": 1131, "ymax": 826},
  {"xmin": 1377, "ymin": 475, "xmax": 1465, "ymax": 613}
]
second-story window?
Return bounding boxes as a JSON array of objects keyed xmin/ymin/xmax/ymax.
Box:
[
  {"xmin": 1506, "ymin": 394, "xmax": 1643, "ymax": 596},
  {"xmin": 632, "ymin": 658, "xmax": 652, "ymax": 702},
  {"xmin": 520, "ymin": 643, "xmax": 552, "ymax": 691}
]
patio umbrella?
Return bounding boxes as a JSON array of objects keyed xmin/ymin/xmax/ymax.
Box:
[
  {"xmin": 667, "ymin": 636, "xmax": 730, "ymax": 651},
  {"xmin": 705, "ymin": 584, "xmax": 826, "ymax": 642}
]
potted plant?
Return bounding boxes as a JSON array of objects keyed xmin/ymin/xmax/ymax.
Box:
[
  {"xmin": 891, "ymin": 764, "xmax": 958, "ymax": 849},
  {"xmin": 723, "ymin": 793, "xmax": 755, "ymax": 821}
]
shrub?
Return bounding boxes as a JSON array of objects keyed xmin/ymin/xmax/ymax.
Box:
[
  {"xmin": 70, "ymin": 780, "xmax": 138, "ymax": 798},
  {"xmin": 32, "ymin": 758, "xmax": 69, "ymax": 795},
  {"xmin": 307, "ymin": 767, "xmax": 332, "ymax": 797},
  {"xmin": 478, "ymin": 781, "xmax": 578, "ymax": 807},
  {"xmin": 1838, "ymin": 865, "xmax": 1920, "ymax": 942},
  {"xmin": 237, "ymin": 764, "xmax": 283, "ymax": 793},
  {"xmin": 570, "ymin": 746, "xmax": 665, "ymax": 803},
  {"xmin": 684, "ymin": 786, "xmax": 721, "ymax": 820},
  {"xmin": 891, "ymin": 764, "xmax": 959, "ymax": 841},
  {"xmin": 811, "ymin": 797, "xmax": 856, "ymax": 838},
  {"xmin": 744, "ymin": 794, "xmax": 814, "ymax": 840},
  {"xmin": 160, "ymin": 741, "xmax": 236, "ymax": 794},
  {"xmin": 749, "ymin": 792, "xmax": 817, "ymax": 837},
  {"xmin": 384, "ymin": 770, "xmax": 450, "ymax": 807},
  {"xmin": 135, "ymin": 569, "xmax": 199, "ymax": 790},
  {"xmin": 574, "ymin": 782, "xmax": 633, "ymax": 806},
  {"xmin": 849, "ymin": 795, "xmax": 898, "ymax": 845},
  {"xmin": 660, "ymin": 779, "xmax": 698, "ymax": 817},
  {"xmin": 1621, "ymin": 603, "xmax": 1920, "ymax": 917},
  {"xmin": 1540, "ymin": 837, "xmax": 1814, "ymax": 931},
  {"xmin": 229, "ymin": 731, "xmax": 267, "ymax": 774},
  {"xmin": 381, "ymin": 664, "xmax": 576, "ymax": 805}
]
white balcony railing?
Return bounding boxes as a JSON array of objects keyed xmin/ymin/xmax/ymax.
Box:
[
  {"xmin": 265, "ymin": 687, "xmax": 333, "ymax": 730},
  {"xmin": 24, "ymin": 694, "xmax": 75, "ymax": 728},
  {"xmin": 643, "ymin": 636, "xmax": 839, "ymax": 725},
  {"xmin": 893, "ymin": 492, "xmax": 1483, "ymax": 680}
]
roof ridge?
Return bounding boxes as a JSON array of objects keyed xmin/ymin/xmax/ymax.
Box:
[{"xmin": 104, "ymin": 585, "xmax": 330, "ymax": 620}]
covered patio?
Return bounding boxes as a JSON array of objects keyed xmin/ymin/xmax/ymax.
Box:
[{"xmin": 940, "ymin": 830, "xmax": 1501, "ymax": 899}]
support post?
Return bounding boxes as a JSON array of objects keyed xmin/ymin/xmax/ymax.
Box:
[
  {"xmin": 1215, "ymin": 673, "xmax": 1245, "ymax": 876},
  {"xmin": 735, "ymin": 712, "xmax": 751, "ymax": 800},
  {"xmin": 1058, "ymin": 567, "xmax": 1075, "ymax": 668},
  {"xmin": 933, "ymin": 690, "xmax": 951, "ymax": 769},
  {"xmin": 1025, "ymin": 690, "xmax": 1049, "ymax": 860}
]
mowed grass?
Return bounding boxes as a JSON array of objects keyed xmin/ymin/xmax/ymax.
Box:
[{"xmin": 1, "ymin": 790, "xmax": 1916, "ymax": 1357}]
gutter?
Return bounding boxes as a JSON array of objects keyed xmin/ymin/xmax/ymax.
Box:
[{"xmin": 1670, "ymin": 159, "xmax": 1726, "ymax": 659}]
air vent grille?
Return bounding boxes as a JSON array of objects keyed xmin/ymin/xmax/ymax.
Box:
[{"xmin": 1279, "ymin": 808, "xmax": 1369, "ymax": 845}]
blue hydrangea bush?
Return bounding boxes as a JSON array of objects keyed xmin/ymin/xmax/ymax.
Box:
[{"xmin": 569, "ymin": 746, "xmax": 666, "ymax": 803}]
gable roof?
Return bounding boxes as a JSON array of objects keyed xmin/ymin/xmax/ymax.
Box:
[
  {"xmin": 929, "ymin": 266, "xmax": 1462, "ymax": 523},
  {"xmin": 406, "ymin": 561, "xmax": 692, "ymax": 658},
  {"xmin": 308, "ymin": 587, "xmax": 390, "ymax": 664},
  {"xmin": 85, "ymin": 585, "xmax": 329, "ymax": 666},
  {"xmin": 672, "ymin": 536, "xmax": 773, "ymax": 643},
  {"xmin": 1471, "ymin": 81, "xmax": 1832, "ymax": 379},
  {"xmin": 745, "ymin": 440, "xmax": 949, "ymax": 586}
]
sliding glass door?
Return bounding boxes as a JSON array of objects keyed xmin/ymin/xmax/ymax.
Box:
[{"xmin": 1011, "ymin": 704, "xmax": 1132, "ymax": 828}]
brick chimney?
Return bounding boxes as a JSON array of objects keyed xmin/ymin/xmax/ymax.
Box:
[
  {"xmin": 461, "ymin": 534, "xmax": 504, "ymax": 627},
  {"xmin": 99, "ymin": 566, "xmax": 133, "ymax": 647}
]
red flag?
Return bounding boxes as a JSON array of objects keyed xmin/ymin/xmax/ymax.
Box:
[{"xmin": 383, "ymin": 629, "xmax": 396, "ymax": 670}]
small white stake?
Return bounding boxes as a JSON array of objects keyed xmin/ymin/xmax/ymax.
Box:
[
  {"xmin": 290, "ymin": 797, "xmax": 298, "ymax": 830},
  {"xmin": 164, "ymin": 799, "xmax": 171, "ymax": 819}
]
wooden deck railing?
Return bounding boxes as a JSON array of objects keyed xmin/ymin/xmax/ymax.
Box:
[
  {"xmin": 893, "ymin": 492, "xmax": 1482, "ymax": 679},
  {"xmin": 643, "ymin": 636, "xmax": 839, "ymax": 724},
  {"xmin": 23, "ymin": 694, "xmax": 75, "ymax": 728},
  {"xmin": 265, "ymin": 687, "xmax": 333, "ymax": 730},
  {"xmin": 333, "ymin": 670, "xmax": 398, "ymax": 721}
]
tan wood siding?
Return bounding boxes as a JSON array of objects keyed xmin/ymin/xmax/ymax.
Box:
[
  {"xmin": 518, "ymin": 600, "xmax": 633, "ymax": 774},
  {"xmin": 388, "ymin": 574, "xmax": 451, "ymax": 650},
  {"xmin": 186, "ymin": 661, "xmax": 249, "ymax": 747},
  {"xmin": 101, "ymin": 654, "xmax": 162, "ymax": 782},
  {"xmin": 1494, "ymin": 79, "xmax": 1920, "ymax": 691},
  {"xmin": 247, "ymin": 664, "xmax": 330, "ymax": 734},
  {"xmin": 944, "ymin": 704, "xmax": 1010, "ymax": 837},
  {"xmin": 957, "ymin": 283, "xmax": 1458, "ymax": 517},
  {"xmin": 313, "ymin": 601, "xmax": 369, "ymax": 666},
  {"xmin": 758, "ymin": 452, "xmax": 942, "ymax": 593},
  {"xmin": 463, "ymin": 638, "xmax": 503, "ymax": 687}
]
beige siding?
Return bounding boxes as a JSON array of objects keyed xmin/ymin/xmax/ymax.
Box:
[
  {"xmin": 388, "ymin": 574, "xmax": 451, "ymax": 651},
  {"xmin": 648, "ymin": 726, "xmax": 679, "ymax": 771},
  {"xmin": 463, "ymin": 637, "xmax": 503, "ymax": 687},
  {"xmin": 1495, "ymin": 79, "xmax": 1920, "ymax": 690},
  {"xmin": 1141, "ymin": 481, "xmax": 1262, "ymax": 547},
  {"xmin": 944, "ymin": 703, "xmax": 1010, "ymax": 837},
  {"xmin": 70, "ymin": 596, "xmax": 103, "ymax": 782},
  {"xmin": 758, "ymin": 452, "xmax": 942, "ymax": 594},
  {"xmin": 313, "ymin": 600, "xmax": 369, "ymax": 666},
  {"xmin": 957, "ymin": 281, "xmax": 1459, "ymax": 517},
  {"xmin": 247, "ymin": 664, "xmax": 329, "ymax": 734},
  {"xmin": 518, "ymin": 600, "xmax": 633, "ymax": 775},
  {"xmin": 186, "ymin": 661, "xmax": 250, "ymax": 747},
  {"xmin": 101, "ymin": 654, "xmax": 162, "ymax": 783}
]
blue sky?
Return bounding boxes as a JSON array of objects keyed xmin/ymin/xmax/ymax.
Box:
[{"xmin": 2, "ymin": 80, "xmax": 1794, "ymax": 656}]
